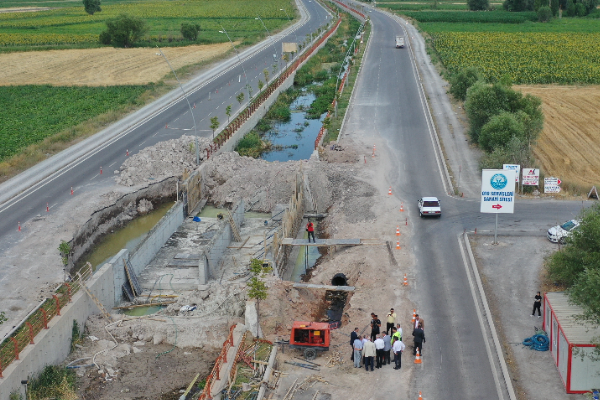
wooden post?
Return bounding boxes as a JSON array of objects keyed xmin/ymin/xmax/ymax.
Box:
[
  {"xmin": 53, "ymin": 294, "xmax": 61, "ymax": 316},
  {"xmin": 26, "ymin": 322, "xmax": 35, "ymax": 344},
  {"xmin": 10, "ymin": 337, "xmax": 19, "ymax": 360},
  {"xmin": 41, "ymin": 308, "xmax": 49, "ymax": 329}
]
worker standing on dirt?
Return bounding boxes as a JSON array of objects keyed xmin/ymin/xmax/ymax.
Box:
[
  {"xmin": 350, "ymin": 327, "xmax": 359, "ymax": 361},
  {"xmin": 412, "ymin": 323, "xmax": 425, "ymax": 356},
  {"xmin": 353, "ymin": 335, "xmax": 363, "ymax": 368},
  {"xmin": 531, "ymin": 291, "xmax": 542, "ymax": 317},
  {"xmin": 382, "ymin": 332, "xmax": 392, "ymax": 365},
  {"xmin": 363, "ymin": 337, "xmax": 376, "ymax": 372},
  {"xmin": 370, "ymin": 313, "xmax": 381, "ymax": 341},
  {"xmin": 386, "ymin": 308, "xmax": 396, "ymax": 334},
  {"xmin": 306, "ymin": 220, "xmax": 315, "ymax": 243},
  {"xmin": 392, "ymin": 338, "xmax": 406, "ymax": 370},
  {"xmin": 374, "ymin": 334, "xmax": 385, "ymax": 368},
  {"xmin": 391, "ymin": 327, "xmax": 402, "ymax": 362}
]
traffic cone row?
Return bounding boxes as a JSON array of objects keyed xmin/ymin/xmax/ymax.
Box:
[
  {"xmin": 403, "ymin": 273, "xmax": 408, "ymax": 286},
  {"xmin": 396, "ymin": 226, "xmax": 401, "ymax": 236},
  {"xmin": 396, "ymin": 240, "xmax": 401, "ymax": 250}
]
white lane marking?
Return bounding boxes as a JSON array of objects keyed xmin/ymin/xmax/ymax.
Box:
[{"xmin": 108, "ymin": 162, "xmax": 116, "ymax": 168}]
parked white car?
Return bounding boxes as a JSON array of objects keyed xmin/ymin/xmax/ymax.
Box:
[
  {"xmin": 547, "ymin": 219, "xmax": 580, "ymax": 243},
  {"xmin": 418, "ymin": 197, "xmax": 441, "ymax": 218}
]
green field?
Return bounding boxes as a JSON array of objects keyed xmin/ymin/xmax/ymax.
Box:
[
  {"xmin": 384, "ymin": 5, "xmax": 600, "ymax": 84},
  {"xmin": 0, "ymin": 85, "xmax": 149, "ymax": 161},
  {"xmin": 0, "ymin": 0, "xmax": 293, "ymax": 51}
]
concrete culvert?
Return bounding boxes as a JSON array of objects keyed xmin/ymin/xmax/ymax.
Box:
[{"xmin": 331, "ymin": 273, "xmax": 348, "ymax": 286}]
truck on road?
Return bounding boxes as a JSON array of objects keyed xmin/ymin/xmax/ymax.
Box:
[{"xmin": 395, "ymin": 36, "xmax": 405, "ymax": 48}]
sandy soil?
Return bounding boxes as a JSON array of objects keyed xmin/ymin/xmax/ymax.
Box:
[
  {"xmin": 517, "ymin": 85, "xmax": 600, "ymax": 190},
  {"xmin": 0, "ymin": 43, "xmax": 235, "ymax": 86}
]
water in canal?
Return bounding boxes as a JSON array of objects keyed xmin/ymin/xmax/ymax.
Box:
[
  {"xmin": 261, "ymin": 92, "xmax": 325, "ymax": 162},
  {"xmin": 80, "ymin": 201, "xmax": 174, "ymax": 271}
]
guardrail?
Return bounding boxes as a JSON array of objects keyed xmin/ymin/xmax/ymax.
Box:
[
  {"xmin": 0, "ymin": 264, "xmax": 92, "ymax": 378},
  {"xmin": 198, "ymin": 324, "xmax": 237, "ymax": 400},
  {"xmin": 205, "ymin": 16, "xmax": 343, "ymax": 159}
]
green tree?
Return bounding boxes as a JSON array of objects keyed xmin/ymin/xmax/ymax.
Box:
[
  {"xmin": 547, "ymin": 204, "xmax": 600, "ymax": 325},
  {"xmin": 225, "ymin": 104, "xmax": 232, "ymax": 122},
  {"xmin": 478, "ymin": 112, "xmax": 524, "ymax": 152},
  {"xmin": 58, "ymin": 240, "xmax": 71, "ymax": 266},
  {"xmin": 83, "ymin": 0, "xmax": 101, "ymax": 15},
  {"xmin": 479, "ymin": 136, "xmax": 533, "ymax": 169},
  {"xmin": 282, "ymin": 53, "xmax": 290, "ymax": 68},
  {"xmin": 181, "ymin": 22, "xmax": 200, "ymax": 41},
  {"xmin": 503, "ymin": 0, "xmax": 534, "ymax": 11},
  {"xmin": 246, "ymin": 83, "xmax": 253, "ymax": 99},
  {"xmin": 551, "ymin": 0, "xmax": 560, "ymax": 15},
  {"xmin": 247, "ymin": 258, "xmax": 271, "ymax": 300},
  {"xmin": 0, "ymin": 311, "xmax": 7, "ymax": 325},
  {"xmin": 236, "ymin": 92, "xmax": 245, "ymax": 105},
  {"xmin": 449, "ymin": 67, "xmax": 483, "ymax": 101},
  {"xmin": 566, "ymin": 0, "xmax": 576, "ymax": 15},
  {"xmin": 263, "ymin": 68, "xmax": 270, "ymax": 84},
  {"xmin": 210, "ymin": 116, "xmax": 219, "ymax": 139},
  {"xmin": 258, "ymin": 79, "xmax": 264, "ymax": 93},
  {"xmin": 101, "ymin": 14, "xmax": 148, "ymax": 48},
  {"xmin": 534, "ymin": 0, "xmax": 544, "ymax": 11},
  {"xmin": 468, "ymin": 0, "xmax": 489, "ymax": 10}
]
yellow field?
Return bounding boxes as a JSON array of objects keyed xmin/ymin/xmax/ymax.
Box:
[
  {"xmin": 0, "ymin": 43, "xmax": 234, "ymax": 86},
  {"xmin": 517, "ymin": 85, "xmax": 600, "ymax": 189}
]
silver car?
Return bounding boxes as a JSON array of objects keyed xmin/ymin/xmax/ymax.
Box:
[{"xmin": 547, "ymin": 219, "xmax": 580, "ymax": 243}]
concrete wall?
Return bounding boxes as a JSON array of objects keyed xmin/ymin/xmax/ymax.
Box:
[
  {"xmin": 205, "ymin": 201, "xmax": 245, "ymax": 279},
  {"xmin": 0, "ymin": 262, "xmax": 116, "ymax": 399}
]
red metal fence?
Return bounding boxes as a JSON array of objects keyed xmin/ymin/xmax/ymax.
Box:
[
  {"xmin": 198, "ymin": 324, "xmax": 237, "ymax": 400},
  {"xmin": 206, "ymin": 16, "xmax": 343, "ymax": 159},
  {"xmin": 0, "ymin": 264, "xmax": 91, "ymax": 378}
]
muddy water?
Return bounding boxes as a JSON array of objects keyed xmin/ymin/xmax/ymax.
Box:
[
  {"xmin": 122, "ymin": 305, "xmax": 165, "ymax": 316},
  {"xmin": 261, "ymin": 92, "xmax": 325, "ymax": 162},
  {"xmin": 81, "ymin": 202, "xmax": 174, "ymax": 271}
]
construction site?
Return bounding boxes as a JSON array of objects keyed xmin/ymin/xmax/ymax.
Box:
[{"xmin": 0, "ymin": 132, "xmax": 415, "ymax": 399}]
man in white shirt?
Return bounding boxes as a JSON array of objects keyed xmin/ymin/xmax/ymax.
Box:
[
  {"xmin": 392, "ymin": 339, "xmax": 406, "ymax": 370},
  {"xmin": 363, "ymin": 337, "xmax": 376, "ymax": 371},
  {"xmin": 374, "ymin": 334, "xmax": 385, "ymax": 368}
]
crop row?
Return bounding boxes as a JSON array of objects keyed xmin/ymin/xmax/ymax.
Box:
[
  {"xmin": 0, "ymin": 33, "xmax": 96, "ymax": 46},
  {"xmin": 0, "ymin": 85, "xmax": 148, "ymax": 161},
  {"xmin": 402, "ymin": 10, "xmax": 537, "ymax": 23},
  {"xmin": 432, "ymin": 32, "xmax": 600, "ymax": 84}
]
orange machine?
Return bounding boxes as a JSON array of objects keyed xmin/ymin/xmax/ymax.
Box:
[{"xmin": 289, "ymin": 321, "xmax": 331, "ymax": 360}]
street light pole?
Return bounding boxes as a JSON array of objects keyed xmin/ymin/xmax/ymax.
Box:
[
  {"xmin": 219, "ymin": 26, "xmax": 249, "ymax": 89},
  {"xmin": 156, "ymin": 47, "xmax": 200, "ymax": 164},
  {"xmin": 280, "ymin": 8, "xmax": 300, "ymax": 53},
  {"xmin": 255, "ymin": 16, "xmax": 280, "ymax": 72}
]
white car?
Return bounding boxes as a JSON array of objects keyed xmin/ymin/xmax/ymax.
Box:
[
  {"xmin": 418, "ymin": 197, "xmax": 441, "ymax": 218},
  {"xmin": 547, "ymin": 219, "xmax": 580, "ymax": 243}
]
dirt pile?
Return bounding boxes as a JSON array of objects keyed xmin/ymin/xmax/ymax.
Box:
[
  {"xmin": 72, "ymin": 315, "xmax": 220, "ymax": 400},
  {"xmin": 116, "ymin": 135, "xmax": 210, "ymax": 187}
]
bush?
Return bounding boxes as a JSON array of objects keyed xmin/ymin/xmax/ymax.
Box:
[
  {"xmin": 468, "ymin": 0, "xmax": 490, "ymax": 10},
  {"xmin": 449, "ymin": 67, "xmax": 482, "ymax": 101},
  {"xmin": 576, "ymin": 2, "xmax": 587, "ymax": 16},
  {"xmin": 83, "ymin": 0, "xmax": 101, "ymax": 15},
  {"xmin": 270, "ymin": 105, "xmax": 291, "ymax": 121},
  {"xmin": 478, "ymin": 111, "xmax": 524, "ymax": 152},
  {"xmin": 566, "ymin": 0, "xmax": 576, "ymax": 15},
  {"xmin": 503, "ymin": 0, "xmax": 534, "ymax": 11},
  {"xmin": 99, "ymin": 30, "xmax": 111, "ymax": 45},
  {"xmin": 102, "ymin": 14, "xmax": 147, "ymax": 48},
  {"xmin": 181, "ymin": 22, "xmax": 200, "ymax": 41},
  {"xmin": 537, "ymin": 6, "xmax": 553, "ymax": 21}
]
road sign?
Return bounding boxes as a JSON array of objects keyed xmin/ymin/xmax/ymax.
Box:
[
  {"xmin": 544, "ymin": 177, "xmax": 562, "ymax": 193},
  {"xmin": 522, "ymin": 168, "xmax": 540, "ymax": 186},
  {"xmin": 503, "ymin": 164, "xmax": 520, "ymax": 183},
  {"xmin": 480, "ymin": 169, "xmax": 516, "ymax": 214}
]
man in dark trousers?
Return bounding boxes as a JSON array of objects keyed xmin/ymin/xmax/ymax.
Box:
[
  {"xmin": 350, "ymin": 327, "xmax": 359, "ymax": 360},
  {"xmin": 370, "ymin": 313, "xmax": 381, "ymax": 342},
  {"xmin": 531, "ymin": 291, "xmax": 542, "ymax": 317},
  {"xmin": 306, "ymin": 220, "xmax": 315, "ymax": 243},
  {"xmin": 412, "ymin": 323, "xmax": 425, "ymax": 356}
]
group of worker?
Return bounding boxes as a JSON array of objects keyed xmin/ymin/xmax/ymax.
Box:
[{"xmin": 349, "ymin": 308, "xmax": 426, "ymax": 372}]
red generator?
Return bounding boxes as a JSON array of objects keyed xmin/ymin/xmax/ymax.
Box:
[{"xmin": 290, "ymin": 321, "xmax": 331, "ymax": 360}]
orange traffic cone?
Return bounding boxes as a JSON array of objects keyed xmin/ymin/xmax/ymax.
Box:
[
  {"xmin": 396, "ymin": 240, "xmax": 401, "ymax": 250},
  {"xmin": 418, "ymin": 391, "xmax": 423, "ymax": 400},
  {"xmin": 396, "ymin": 226, "xmax": 401, "ymax": 236},
  {"xmin": 372, "ymin": 144, "xmax": 376, "ymax": 157},
  {"xmin": 414, "ymin": 349, "xmax": 422, "ymax": 364},
  {"xmin": 412, "ymin": 309, "xmax": 416, "ymax": 324},
  {"xmin": 388, "ymin": 186, "xmax": 392, "ymax": 195},
  {"xmin": 403, "ymin": 273, "xmax": 408, "ymax": 286},
  {"xmin": 400, "ymin": 202, "xmax": 404, "ymax": 212}
]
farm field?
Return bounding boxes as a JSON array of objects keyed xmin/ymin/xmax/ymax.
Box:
[
  {"xmin": 517, "ymin": 85, "xmax": 600, "ymax": 190},
  {"xmin": 0, "ymin": 42, "xmax": 233, "ymax": 86},
  {"xmin": 0, "ymin": 0, "xmax": 293, "ymax": 51}
]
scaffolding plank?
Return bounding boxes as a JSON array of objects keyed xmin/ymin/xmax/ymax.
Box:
[{"xmin": 281, "ymin": 238, "xmax": 361, "ymax": 246}]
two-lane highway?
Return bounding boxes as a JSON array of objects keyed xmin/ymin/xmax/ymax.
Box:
[
  {"xmin": 0, "ymin": 0, "xmax": 332, "ymax": 252},
  {"xmin": 343, "ymin": 2, "xmax": 586, "ymax": 398}
]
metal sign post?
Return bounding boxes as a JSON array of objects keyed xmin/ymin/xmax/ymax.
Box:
[{"xmin": 480, "ymin": 169, "xmax": 516, "ymax": 245}]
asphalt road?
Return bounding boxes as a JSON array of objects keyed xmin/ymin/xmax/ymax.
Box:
[
  {"xmin": 0, "ymin": 0, "xmax": 332, "ymax": 252},
  {"xmin": 344, "ymin": 3, "xmax": 588, "ymax": 398}
]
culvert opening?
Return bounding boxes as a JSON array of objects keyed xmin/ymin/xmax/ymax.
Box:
[{"xmin": 331, "ymin": 273, "xmax": 348, "ymax": 286}]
